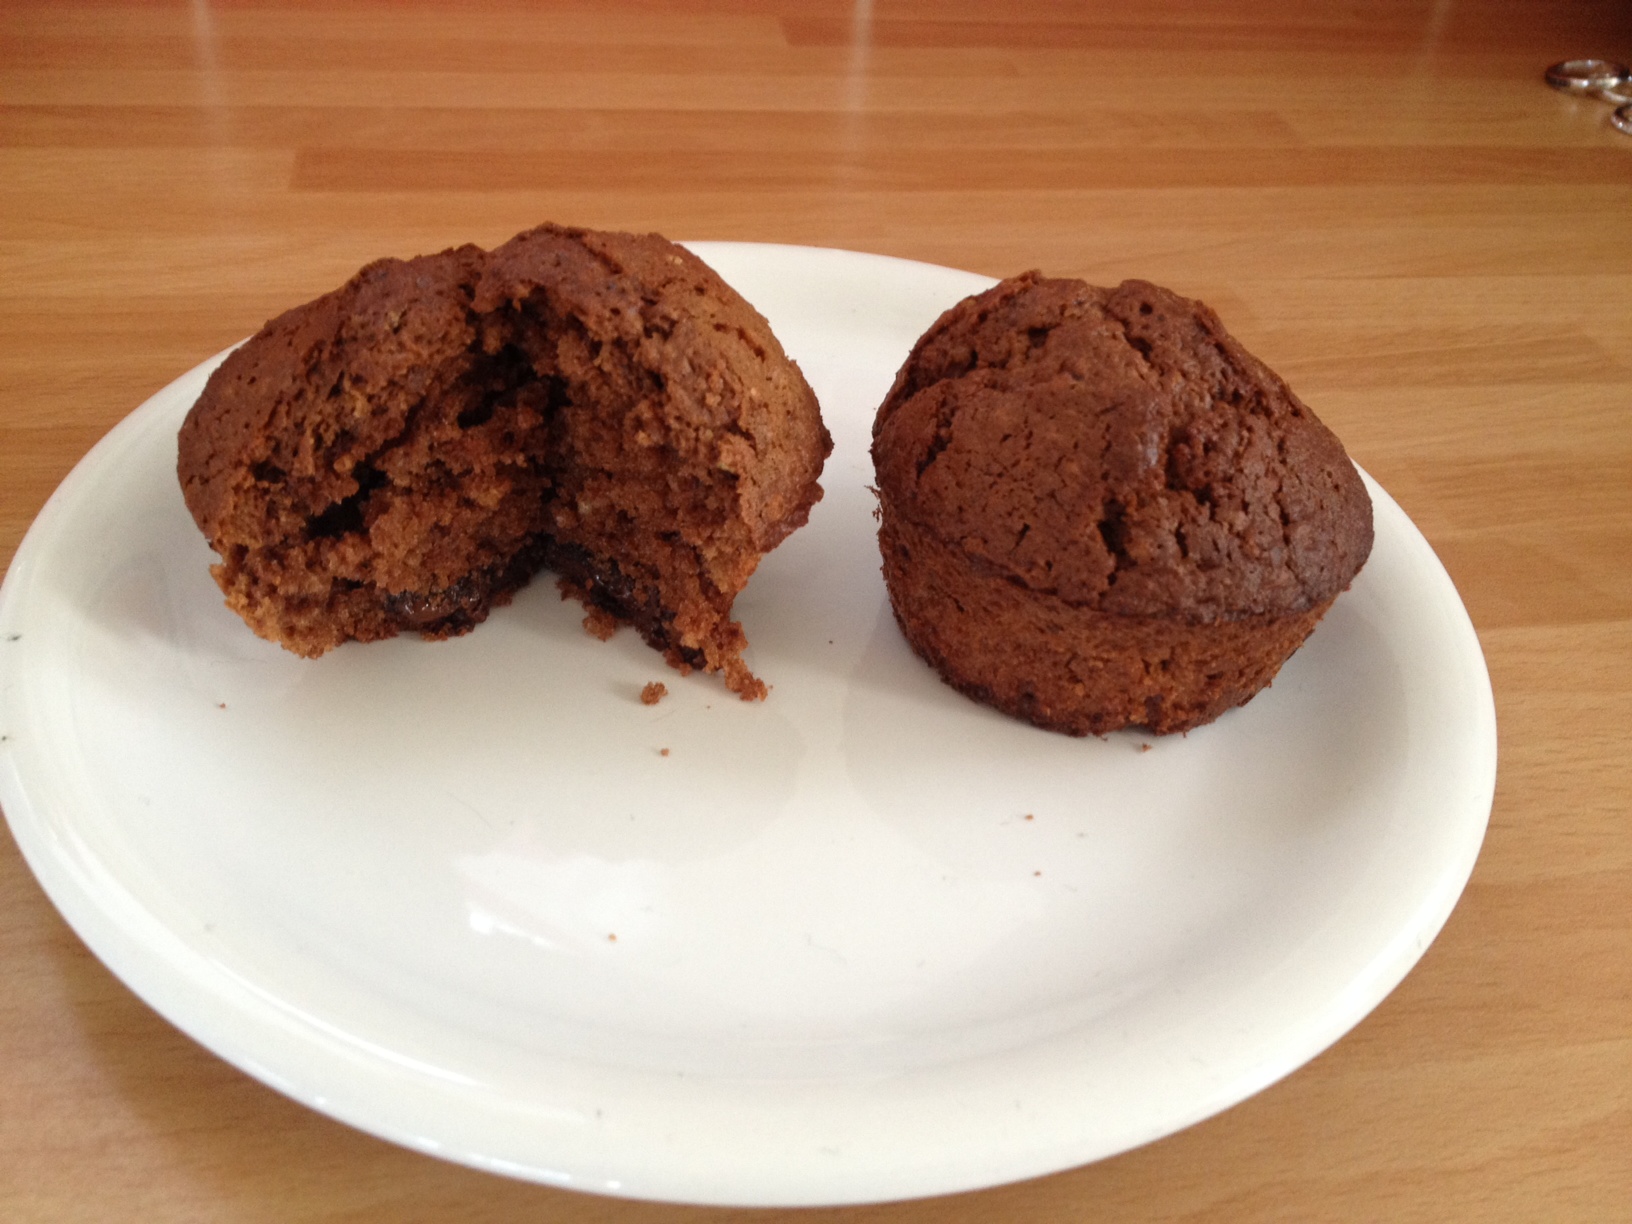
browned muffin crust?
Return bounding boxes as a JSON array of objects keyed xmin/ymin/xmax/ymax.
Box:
[
  {"xmin": 178, "ymin": 224, "xmax": 831, "ymax": 698},
  {"xmin": 871, "ymin": 273, "xmax": 1372, "ymax": 735}
]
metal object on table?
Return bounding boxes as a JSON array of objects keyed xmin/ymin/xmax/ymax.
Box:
[
  {"xmin": 1544, "ymin": 58, "xmax": 1629, "ymax": 92},
  {"xmin": 1544, "ymin": 59, "xmax": 1632, "ymax": 135}
]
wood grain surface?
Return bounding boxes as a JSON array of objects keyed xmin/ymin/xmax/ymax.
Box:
[{"xmin": 2, "ymin": 2, "xmax": 1629, "ymax": 1221}]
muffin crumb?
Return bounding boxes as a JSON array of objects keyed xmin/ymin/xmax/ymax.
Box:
[{"xmin": 581, "ymin": 602, "xmax": 620, "ymax": 642}]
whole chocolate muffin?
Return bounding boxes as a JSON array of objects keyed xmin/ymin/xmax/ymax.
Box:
[
  {"xmin": 178, "ymin": 224, "xmax": 831, "ymax": 699},
  {"xmin": 871, "ymin": 273, "xmax": 1372, "ymax": 735}
]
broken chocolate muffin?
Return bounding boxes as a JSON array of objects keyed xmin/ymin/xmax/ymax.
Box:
[{"xmin": 178, "ymin": 224, "xmax": 831, "ymax": 698}]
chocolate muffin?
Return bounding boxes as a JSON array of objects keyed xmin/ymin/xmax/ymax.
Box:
[
  {"xmin": 178, "ymin": 224, "xmax": 831, "ymax": 699},
  {"xmin": 871, "ymin": 273, "xmax": 1372, "ymax": 735}
]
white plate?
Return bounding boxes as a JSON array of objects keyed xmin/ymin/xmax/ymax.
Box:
[{"xmin": 0, "ymin": 244, "xmax": 1495, "ymax": 1207}]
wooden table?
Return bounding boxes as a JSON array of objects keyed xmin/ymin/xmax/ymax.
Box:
[{"xmin": 3, "ymin": 2, "xmax": 1628, "ymax": 1219}]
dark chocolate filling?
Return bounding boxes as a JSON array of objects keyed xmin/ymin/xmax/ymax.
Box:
[
  {"xmin": 539, "ymin": 537, "xmax": 706, "ymax": 669},
  {"xmin": 380, "ymin": 536, "xmax": 551, "ymax": 634}
]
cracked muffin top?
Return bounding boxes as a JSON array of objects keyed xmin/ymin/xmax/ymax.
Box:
[{"xmin": 871, "ymin": 273, "xmax": 1373, "ymax": 622}]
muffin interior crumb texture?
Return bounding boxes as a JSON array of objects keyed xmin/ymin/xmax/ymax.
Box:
[
  {"xmin": 178, "ymin": 224, "xmax": 831, "ymax": 700},
  {"xmin": 871, "ymin": 273, "xmax": 1372, "ymax": 735}
]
